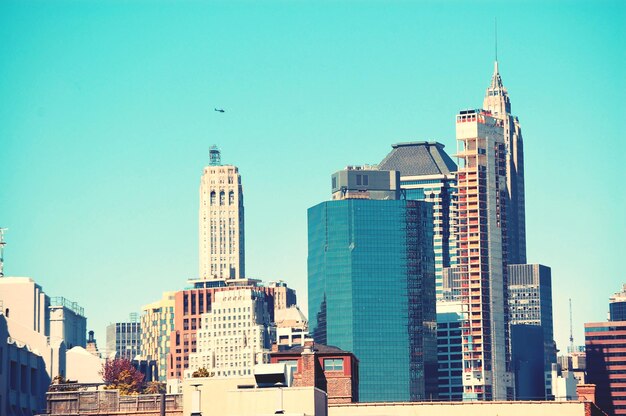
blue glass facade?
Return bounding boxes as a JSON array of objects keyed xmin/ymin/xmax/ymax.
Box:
[
  {"xmin": 308, "ymin": 199, "xmax": 437, "ymax": 402},
  {"xmin": 610, "ymin": 301, "xmax": 626, "ymax": 322}
]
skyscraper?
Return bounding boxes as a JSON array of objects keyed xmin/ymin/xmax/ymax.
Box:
[
  {"xmin": 199, "ymin": 146, "xmax": 245, "ymax": 280},
  {"xmin": 483, "ymin": 61, "xmax": 526, "ymax": 265},
  {"xmin": 308, "ymin": 167, "xmax": 437, "ymax": 402},
  {"xmin": 455, "ymin": 108, "xmax": 513, "ymax": 400},
  {"xmin": 508, "ymin": 263, "xmax": 556, "ymax": 395},
  {"xmin": 379, "ymin": 141, "xmax": 457, "ymax": 300}
]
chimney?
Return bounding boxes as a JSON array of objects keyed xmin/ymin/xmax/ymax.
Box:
[
  {"xmin": 576, "ymin": 384, "xmax": 596, "ymax": 403},
  {"xmin": 297, "ymin": 339, "xmax": 316, "ymax": 387}
]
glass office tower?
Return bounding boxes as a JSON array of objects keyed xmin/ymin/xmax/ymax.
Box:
[
  {"xmin": 308, "ymin": 198, "xmax": 436, "ymax": 402},
  {"xmin": 379, "ymin": 141, "xmax": 457, "ymax": 300}
]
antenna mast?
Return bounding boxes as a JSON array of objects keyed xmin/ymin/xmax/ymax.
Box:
[
  {"xmin": 495, "ymin": 17, "xmax": 498, "ymax": 62},
  {"xmin": 0, "ymin": 228, "xmax": 7, "ymax": 278},
  {"xmin": 569, "ymin": 298, "xmax": 574, "ymax": 352}
]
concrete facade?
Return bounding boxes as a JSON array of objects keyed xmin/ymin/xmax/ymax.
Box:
[
  {"xmin": 187, "ymin": 288, "xmax": 271, "ymax": 378},
  {"xmin": 455, "ymin": 109, "xmax": 513, "ymax": 400},
  {"xmin": 106, "ymin": 317, "xmax": 141, "ymax": 360},
  {"xmin": 65, "ymin": 346, "xmax": 104, "ymax": 383},
  {"xmin": 0, "ymin": 313, "xmax": 49, "ymax": 416},
  {"xmin": 49, "ymin": 297, "xmax": 87, "ymax": 350},
  {"xmin": 0, "ymin": 277, "xmax": 50, "ymax": 336},
  {"xmin": 181, "ymin": 376, "xmax": 327, "ymax": 416},
  {"xmin": 167, "ymin": 280, "xmax": 296, "ymax": 382},
  {"xmin": 275, "ymin": 305, "xmax": 308, "ymax": 347},
  {"xmin": 329, "ymin": 401, "xmax": 605, "ymax": 416},
  {"xmin": 198, "ymin": 147, "xmax": 245, "ymax": 280}
]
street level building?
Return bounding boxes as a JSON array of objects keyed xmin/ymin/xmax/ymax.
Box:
[
  {"xmin": 379, "ymin": 142, "xmax": 458, "ymax": 301},
  {"xmin": 455, "ymin": 108, "xmax": 513, "ymax": 400},
  {"xmin": 308, "ymin": 167, "xmax": 436, "ymax": 402},
  {"xmin": 199, "ymin": 146, "xmax": 245, "ymax": 280}
]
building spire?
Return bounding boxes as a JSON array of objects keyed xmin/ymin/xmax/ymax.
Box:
[{"xmin": 495, "ymin": 17, "xmax": 498, "ymax": 63}]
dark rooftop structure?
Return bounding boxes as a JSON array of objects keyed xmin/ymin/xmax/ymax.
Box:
[{"xmin": 379, "ymin": 141, "xmax": 457, "ymax": 176}]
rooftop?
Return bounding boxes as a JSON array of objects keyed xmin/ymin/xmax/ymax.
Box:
[{"xmin": 379, "ymin": 141, "xmax": 457, "ymax": 177}]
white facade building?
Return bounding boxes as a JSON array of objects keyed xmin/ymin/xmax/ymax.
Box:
[
  {"xmin": 275, "ymin": 305, "xmax": 308, "ymax": 347},
  {"xmin": 199, "ymin": 146, "xmax": 245, "ymax": 280},
  {"xmin": 0, "ymin": 277, "xmax": 49, "ymax": 335},
  {"xmin": 187, "ymin": 288, "xmax": 271, "ymax": 378}
]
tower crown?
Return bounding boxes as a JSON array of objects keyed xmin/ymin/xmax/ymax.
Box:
[
  {"xmin": 483, "ymin": 61, "xmax": 511, "ymax": 116},
  {"xmin": 209, "ymin": 145, "xmax": 221, "ymax": 166}
]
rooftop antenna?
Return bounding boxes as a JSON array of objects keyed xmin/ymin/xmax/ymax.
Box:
[
  {"xmin": 569, "ymin": 298, "xmax": 574, "ymax": 352},
  {"xmin": 0, "ymin": 228, "xmax": 7, "ymax": 277},
  {"xmin": 495, "ymin": 17, "xmax": 498, "ymax": 62},
  {"xmin": 209, "ymin": 145, "xmax": 221, "ymax": 166}
]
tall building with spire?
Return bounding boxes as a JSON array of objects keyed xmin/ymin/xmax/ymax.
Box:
[
  {"xmin": 483, "ymin": 61, "xmax": 526, "ymax": 264},
  {"xmin": 455, "ymin": 109, "xmax": 513, "ymax": 400},
  {"xmin": 199, "ymin": 146, "xmax": 245, "ymax": 280}
]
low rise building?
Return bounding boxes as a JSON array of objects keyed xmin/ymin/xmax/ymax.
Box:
[
  {"xmin": 65, "ymin": 346, "xmax": 104, "ymax": 384},
  {"xmin": 0, "ymin": 313, "xmax": 49, "ymax": 416},
  {"xmin": 270, "ymin": 339, "xmax": 359, "ymax": 404}
]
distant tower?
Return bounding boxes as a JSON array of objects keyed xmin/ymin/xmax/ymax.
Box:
[
  {"xmin": 199, "ymin": 147, "xmax": 245, "ymax": 280},
  {"xmin": 483, "ymin": 61, "xmax": 527, "ymax": 265},
  {"xmin": 0, "ymin": 228, "xmax": 7, "ymax": 277}
]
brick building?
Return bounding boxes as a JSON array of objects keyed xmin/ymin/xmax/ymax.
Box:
[
  {"xmin": 270, "ymin": 339, "xmax": 359, "ymax": 404},
  {"xmin": 585, "ymin": 320, "xmax": 626, "ymax": 415}
]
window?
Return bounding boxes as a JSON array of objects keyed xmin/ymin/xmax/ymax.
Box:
[{"xmin": 323, "ymin": 358, "xmax": 344, "ymax": 371}]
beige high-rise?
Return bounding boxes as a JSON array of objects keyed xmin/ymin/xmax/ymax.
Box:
[{"xmin": 199, "ymin": 147, "xmax": 245, "ymax": 280}]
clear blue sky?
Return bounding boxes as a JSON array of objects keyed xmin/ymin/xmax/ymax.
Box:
[{"xmin": 0, "ymin": 0, "xmax": 624, "ymax": 352}]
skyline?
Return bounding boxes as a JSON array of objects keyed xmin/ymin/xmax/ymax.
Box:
[{"xmin": 1, "ymin": 0, "xmax": 625, "ymax": 354}]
